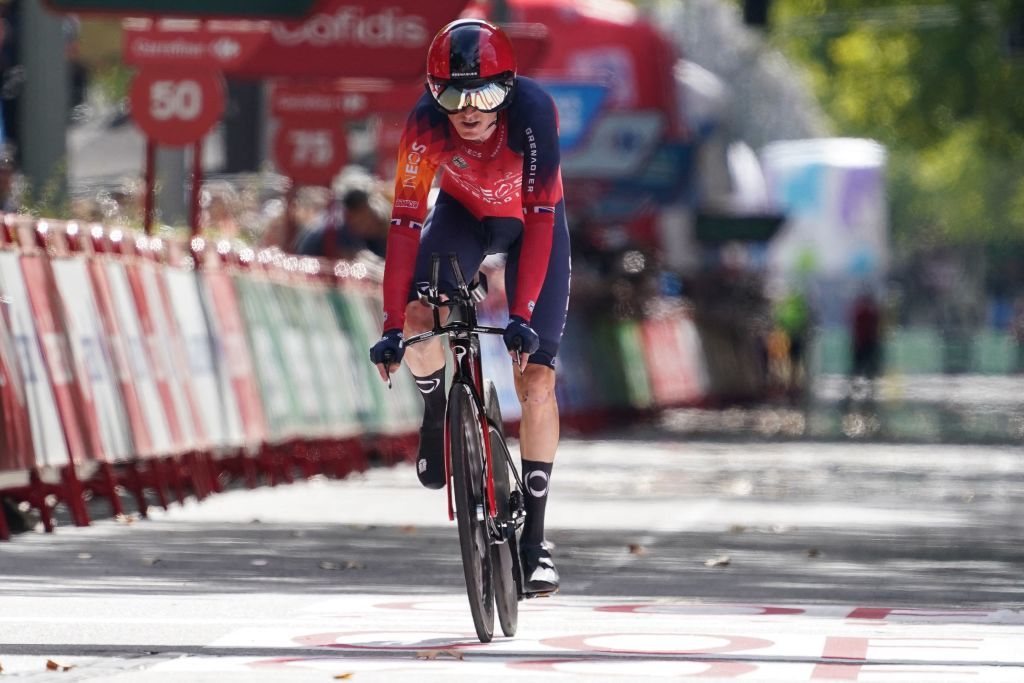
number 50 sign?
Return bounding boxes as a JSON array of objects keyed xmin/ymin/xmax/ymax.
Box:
[{"xmin": 129, "ymin": 69, "xmax": 226, "ymax": 147}]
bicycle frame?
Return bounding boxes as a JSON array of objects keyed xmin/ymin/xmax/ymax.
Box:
[{"xmin": 403, "ymin": 253, "xmax": 507, "ymax": 525}]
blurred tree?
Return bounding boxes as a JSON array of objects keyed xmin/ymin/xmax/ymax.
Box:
[{"xmin": 764, "ymin": 0, "xmax": 1024, "ymax": 248}]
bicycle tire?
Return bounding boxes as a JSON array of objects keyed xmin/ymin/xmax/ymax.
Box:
[
  {"xmin": 448, "ymin": 382, "xmax": 495, "ymax": 643},
  {"xmin": 485, "ymin": 380, "xmax": 519, "ymax": 637}
]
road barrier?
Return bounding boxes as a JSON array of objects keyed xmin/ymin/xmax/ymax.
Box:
[{"xmin": 0, "ymin": 214, "xmax": 708, "ymax": 540}]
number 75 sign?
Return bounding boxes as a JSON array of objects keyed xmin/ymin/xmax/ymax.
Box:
[
  {"xmin": 272, "ymin": 125, "xmax": 347, "ymax": 187},
  {"xmin": 129, "ymin": 69, "xmax": 226, "ymax": 147}
]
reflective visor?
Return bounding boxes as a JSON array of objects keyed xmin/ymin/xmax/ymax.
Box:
[{"xmin": 428, "ymin": 78, "xmax": 514, "ymax": 114}]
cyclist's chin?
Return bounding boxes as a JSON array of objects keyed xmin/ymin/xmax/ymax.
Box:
[{"xmin": 451, "ymin": 115, "xmax": 497, "ymax": 142}]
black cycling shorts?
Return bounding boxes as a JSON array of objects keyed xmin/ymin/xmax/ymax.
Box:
[{"xmin": 407, "ymin": 191, "xmax": 571, "ymax": 368}]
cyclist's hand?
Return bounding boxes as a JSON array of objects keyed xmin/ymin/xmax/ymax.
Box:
[
  {"xmin": 503, "ymin": 316, "xmax": 539, "ymax": 370},
  {"xmin": 370, "ymin": 329, "xmax": 404, "ymax": 382}
]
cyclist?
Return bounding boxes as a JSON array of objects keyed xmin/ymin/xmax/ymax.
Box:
[{"xmin": 369, "ymin": 18, "xmax": 569, "ymax": 595}]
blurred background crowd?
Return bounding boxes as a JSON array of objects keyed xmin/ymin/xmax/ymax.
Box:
[{"xmin": 2, "ymin": 0, "xmax": 1024, "ymax": 410}]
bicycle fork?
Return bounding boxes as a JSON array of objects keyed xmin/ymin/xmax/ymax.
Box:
[{"xmin": 444, "ymin": 335, "xmax": 498, "ymax": 523}]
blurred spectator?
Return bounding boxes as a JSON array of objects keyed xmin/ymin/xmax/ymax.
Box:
[
  {"xmin": 200, "ymin": 182, "xmax": 241, "ymax": 239},
  {"xmin": 294, "ymin": 188, "xmax": 387, "ymax": 260},
  {"xmin": 1013, "ymin": 296, "xmax": 1024, "ymax": 374},
  {"xmin": 0, "ymin": 0, "xmax": 21, "ymax": 166},
  {"xmin": 774, "ymin": 289, "xmax": 812, "ymax": 398},
  {"xmin": 849, "ymin": 289, "xmax": 883, "ymax": 397},
  {"xmin": 0, "ymin": 152, "xmax": 17, "ymax": 212}
]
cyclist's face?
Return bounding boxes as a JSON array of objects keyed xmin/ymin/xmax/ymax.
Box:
[{"xmin": 448, "ymin": 107, "xmax": 498, "ymax": 142}]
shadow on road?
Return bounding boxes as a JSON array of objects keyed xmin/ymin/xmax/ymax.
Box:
[{"xmin": 3, "ymin": 518, "xmax": 1021, "ymax": 611}]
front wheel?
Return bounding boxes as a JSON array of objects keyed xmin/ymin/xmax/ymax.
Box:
[{"xmin": 449, "ymin": 382, "xmax": 495, "ymax": 643}]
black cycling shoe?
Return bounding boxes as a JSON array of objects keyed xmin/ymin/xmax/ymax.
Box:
[
  {"xmin": 416, "ymin": 423, "xmax": 446, "ymax": 490},
  {"xmin": 520, "ymin": 543, "xmax": 560, "ymax": 595}
]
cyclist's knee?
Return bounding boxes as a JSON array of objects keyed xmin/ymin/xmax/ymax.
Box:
[
  {"xmin": 404, "ymin": 300, "xmax": 433, "ymax": 335},
  {"xmin": 514, "ymin": 364, "xmax": 556, "ymax": 407}
]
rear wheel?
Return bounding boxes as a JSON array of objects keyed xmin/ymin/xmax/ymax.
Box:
[
  {"xmin": 449, "ymin": 382, "xmax": 494, "ymax": 643},
  {"xmin": 486, "ymin": 381, "xmax": 519, "ymax": 637}
]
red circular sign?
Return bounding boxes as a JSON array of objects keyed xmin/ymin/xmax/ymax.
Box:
[
  {"xmin": 272, "ymin": 123, "xmax": 347, "ymax": 187},
  {"xmin": 129, "ymin": 68, "xmax": 226, "ymax": 146}
]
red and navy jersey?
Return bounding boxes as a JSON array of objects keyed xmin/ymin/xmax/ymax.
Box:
[{"xmin": 382, "ymin": 76, "xmax": 563, "ymax": 331}]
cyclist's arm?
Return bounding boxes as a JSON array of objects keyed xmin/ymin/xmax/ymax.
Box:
[
  {"xmin": 512, "ymin": 89, "xmax": 563, "ymax": 323},
  {"xmin": 381, "ymin": 102, "xmax": 442, "ymax": 332}
]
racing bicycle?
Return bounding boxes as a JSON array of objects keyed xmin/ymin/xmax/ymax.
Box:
[{"xmin": 392, "ymin": 253, "xmax": 528, "ymax": 643}]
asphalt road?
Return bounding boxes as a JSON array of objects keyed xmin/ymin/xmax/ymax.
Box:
[{"xmin": 1, "ymin": 431, "xmax": 1022, "ymax": 681}]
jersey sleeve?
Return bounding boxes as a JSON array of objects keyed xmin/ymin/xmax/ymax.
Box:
[
  {"xmin": 380, "ymin": 101, "xmax": 443, "ymax": 332},
  {"xmin": 512, "ymin": 88, "xmax": 563, "ymax": 323}
]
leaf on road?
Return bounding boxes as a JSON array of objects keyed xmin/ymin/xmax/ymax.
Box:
[
  {"xmin": 704, "ymin": 554, "xmax": 731, "ymax": 568},
  {"xmin": 807, "ymin": 548, "xmax": 820, "ymax": 558},
  {"xmin": 399, "ymin": 525, "xmax": 418, "ymax": 534},
  {"xmin": 628, "ymin": 543, "xmax": 647, "ymax": 555},
  {"xmin": 333, "ymin": 674, "xmax": 354, "ymax": 680},
  {"xmin": 250, "ymin": 558, "xmax": 269, "ymax": 567},
  {"xmin": 415, "ymin": 649, "xmax": 464, "ymax": 661},
  {"xmin": 319, "ymin": 561, "xmax": 341, "ymax": 571},
  {"xmin": 114, "ymin": 513, "xmax": 135, "ymax": 525},
  {"xmin": 141, "ymin": 557, "xmax": 161, "ymax": 567},
  {"xmin": 345, "ymin": 560, "xmax": 365, "ymax": 570},
  {"xmin": 76, "ymin": 552, "xmax": 93, "ymax": 560},
  {"xmin": 728, "ymin": 525, "xmax": 747, "ymax": 534},
  {"xmin": 46, "ymin": 659, "xmax": 75, "ymax": 671}
]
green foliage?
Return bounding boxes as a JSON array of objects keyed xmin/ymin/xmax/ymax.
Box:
[
  {"xmin": 767, "ymin": 0, "xmax": 1024, "ymax": 245},
  {"xmin": 18, "ymin": 159, "xmax": 71, "ymax": 219},
  {"xmin": 92, "ymin": 63, "xmax": 134, "ymax": 106}
]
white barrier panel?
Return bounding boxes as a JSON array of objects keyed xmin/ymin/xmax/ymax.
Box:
[
  {"xmin": 164, "ymin": 267, "xmax": 243, "ymax": 449},
  {"xmin": 0, "ymin": 278, "xmax": 34, "ymax": 471},
  {"xmin": 0, "ymin": 252, "xmax": 64, "ymax": 467},
  {"xmin": 306, "ymin": 287, "xmax": 366, "ymax": 437},
  {"xmin": 346, "ymin": 288, "xmax": 421, "ymax": 435},
  {"xmin": 295, "ymin": 284, "xmax": 363, "ymax": 437},
  {"xmin": 104, "ymin": 260, "xmax": 174, "ymax": 455},
  {"xmin": 233, "ymin": 275, "xmax": 298, "ymax": 441},
  {"xmin": 51, "ymin": 257, "xmax": 134, "ymax": 462},
  {"xmin": 201, "ymin": 269, "xmax": 268, "ymax": 446},
  {"xmin": 126, "ymin": 260, "xmax": 201, "ymax": 451},
  {"xmin": 271, "ymin": 283, "xmax": 325, "ymax": 434},
  {"xmin": 87, "ymin": 255, "xmax": 154, "ymax": 457}
]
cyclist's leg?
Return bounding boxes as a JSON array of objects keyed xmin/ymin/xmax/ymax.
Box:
[
  {"xmin": 503, "ymin": 199, "xmax": 571, "ymax": 465},
  {"xmin": 403, "ymin": 193, "xmax": 489, "ymax": 488},
  {"xmin": 404, "ymin": 192, "xmax": 489, "ymax": 375},
  {"xmin": 504, "ymin": 201, "xmax": 569, "ymax": 592}
]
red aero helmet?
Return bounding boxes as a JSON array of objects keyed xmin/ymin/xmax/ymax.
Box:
[{"xmin": 426, "ymin": 19, "xmax": 517, "ymax": 114}]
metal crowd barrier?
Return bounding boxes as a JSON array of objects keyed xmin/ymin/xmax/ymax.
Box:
[{"xmin": 0, "ymin": 213, "xmax": 708, "ymax": 540}]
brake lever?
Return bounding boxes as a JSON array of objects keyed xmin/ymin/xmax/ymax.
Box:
[
  {"xmin": 382, "ymin": 351, "xmax": 394, "ymax": 390},
  {"xmin": 514, "ymin": 346, "xmax": 524, "ymax": 376}
]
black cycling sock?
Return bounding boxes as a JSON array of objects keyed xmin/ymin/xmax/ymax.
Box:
[
  {"xmin": 413, "ymin": 368, "xmax": 446, "ymax": 427},
  {"xmin": 521, "ymin": 459, "xmax": 553, "ymax": 547}
]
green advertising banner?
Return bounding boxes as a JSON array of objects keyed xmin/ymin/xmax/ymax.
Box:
[
  {"xmin": 615, "ymin": 320, "xmax": 654, "ymax": 410},
  {"xmin": 232, "ymin": 275, "xmax": 300, "ymax": 441}
]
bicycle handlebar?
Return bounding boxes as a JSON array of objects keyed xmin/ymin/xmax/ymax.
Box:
[{"xmin": 404, "ymin": 252, "xmax": 503, "ymax": 348}]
